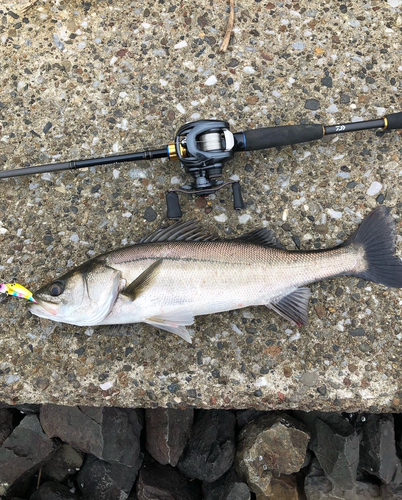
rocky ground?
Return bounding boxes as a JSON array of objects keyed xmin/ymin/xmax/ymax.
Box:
[
  {"xmin": 2, "ymin": 405, "xmax": 402, "ymax": 500},
  {"xmin": 1, "ymin": 0, "xmax": 402, "ymax": 412}
]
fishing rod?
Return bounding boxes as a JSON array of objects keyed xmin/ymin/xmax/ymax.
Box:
[{"xmin": 1, "ymin": 112, "xmax": 401, "ymax": 218}]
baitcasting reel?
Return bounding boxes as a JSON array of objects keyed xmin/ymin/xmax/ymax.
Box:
[
  {"xmin": 165, "ymin": 120, "xmax": 244, "ymax": 219},
  {"xmin": 1, "ymin": 113, "xmax": 402, "ymax": 218}
]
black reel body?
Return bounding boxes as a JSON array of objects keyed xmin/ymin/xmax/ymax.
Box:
[
  {"xmin": 175, "ymin": 119, "xmax": 234, "ymax": 185},
  {"xmin": 167, "ymin": 120, "xmax": 244, "ymax": 218}
]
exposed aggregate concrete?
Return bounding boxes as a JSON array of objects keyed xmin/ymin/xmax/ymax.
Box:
[{"xmin": 0, "ymin": 0, "xmax": 401, "ymax": 410}]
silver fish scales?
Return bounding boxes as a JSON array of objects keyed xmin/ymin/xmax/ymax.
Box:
[{"xmin": 29, "ymin": 206, "xmax": 402, "ymax": 342}]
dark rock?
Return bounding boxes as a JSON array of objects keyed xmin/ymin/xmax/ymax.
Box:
[
  {"xmin": 305, "ymin": 476, "xmax": 381, "ymax": 499},
  {"xmin": 136, "ymin": 461, "xmax": 201, "ymax": 500},
  {"xmin": 30, "ymin": 481, "xmax": 79, "ymax": 500},
  {"xmin": 381, "ymin": 483, "xmax": 402, "ymax": 499},
  {"xmin": 167, "ymin": 383, "xmax": 180, "ymax": 393},
  {"xmin": 267, "ymin": 474, "xmax": 301, "ymax": 500},
  {"xmin": 394, "ymin": 413, "xmax": 402, "ymax": 459},
  {"xmin": 143, "ymin": 206, "xmax": 157, "ymax": 222},
  {"xmin": 349, "ymin": 327, "xmax": 366, "ymax": 337},
  {"xmin": 145, "ymin": 408, "xmax": 193, "ymax": 467},
  {"xmin": 305, "ymin": 99, "xmax": 320, "ymax": 110},
  {"xmin": 293, "ymin": 411, "xmax": 359, "ymax": 490},
  {"xmin": 359, "ymin": 414, "xmax": 402, "ymax": 484},
  {"xmin": 235, "ymin": 412, "xmax": 310, "ymax": 496},
  {"xmin": 178, "ymin": 409, "xmax": 236, "ymax": 482},
  {"xmin": 77, "ymin": 454, "xmax": 142, "ymax": 500},
  {"xmin": 203, "ymin": 467, "xmax": 250, "ymax": 500},
  {"xmin": 236, "ymin": 410, "xmax": 267, "ymax": 431},
  {"xmin": 321, "ymin": 76, "xmax": 333, "ymax": 88},
  {"xmin": 40, "ymin": 405, "xmax": 142, "ymax": 467},
  {"xmin": 205, "ymin": 482, "xmax": 249, "ymax": 500},
  {"xmin": 0, "ymin": 403, "xmax": 40, "ymax": 414},
  {"xmin": 306, "ymin": 457, "xmax": 326, "ymax": 477},
  {"xmin": 42, "ymin": 443, "xmax": 84, "ymax": 482},
  {"xmin": 43, "ymin": 122, "xmax": 53, "ymax": 134},
  {"xmin": 302, "ymin": 449, "xmax": 314, "ymax": 470},
  {"xmin": 228, "ymin": 58, "xmax": 239, "ymax": 67},
  {"xmin": 0, "ymin": 408, "xmax": 14, "ymax": 446},
  {"xmin": 314, "ymin": 418, "xmax": 359, "ymax": 489},
  {"xmin": 0, "ymin": 414, "xmax": 56, "ymax": 498}
]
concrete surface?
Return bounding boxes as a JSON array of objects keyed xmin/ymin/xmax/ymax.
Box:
[{"xmin": 0, "ymin": 0, "xmax": 401, "ymax": 410}]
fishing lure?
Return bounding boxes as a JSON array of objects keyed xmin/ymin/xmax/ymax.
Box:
[{"xmin": 0, "ymin": 283, "xmax": 37, "ymax": 303}]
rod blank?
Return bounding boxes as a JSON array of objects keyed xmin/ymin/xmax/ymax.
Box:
[
  {"xmin": 0, "ymin": 113, "xmax": 400, "ymax": 180},
  {"xmin": 0, "ymin": 149, "xmax": 168, "ymax": 180}
]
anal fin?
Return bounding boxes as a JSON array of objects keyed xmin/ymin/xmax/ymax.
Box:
[
  {"xmin": 267, "ymin": 287, "xmax": 311, "ymax": 327},
  {"xmin": 146, "ymin": 309, "xmax": 195, "ymax": 343}
]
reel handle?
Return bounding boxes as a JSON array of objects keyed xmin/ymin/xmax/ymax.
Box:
[
  {"xmin": 232, "ymin": 182, "xmax": 245, "ymax": 210},
  {"xmin": 166, "ymin": 191, "xmax": 183, "ymax": 219}
]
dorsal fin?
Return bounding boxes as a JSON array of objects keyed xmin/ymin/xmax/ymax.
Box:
[
  {"xmin": 237, "ymin": 228, "xmax": 284, "ymax": 249},
  {"xmin": 139, "ymin": 220, "xmax": 215, "ymax": 244}
]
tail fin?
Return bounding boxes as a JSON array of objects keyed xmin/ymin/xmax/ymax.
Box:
[{"xmin": 343, "ymin": 206, "xmax": 402, "ymax": 288}]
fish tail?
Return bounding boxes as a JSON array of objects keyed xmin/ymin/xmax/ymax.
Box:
[{"xmin": 343, "ymin": 206, "xmax": 402, "ymax": 288}]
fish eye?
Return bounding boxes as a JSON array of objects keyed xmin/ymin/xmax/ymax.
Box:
[{"xmin": 49, "ymin": 281, "xmax": 64, "ymax": 297}]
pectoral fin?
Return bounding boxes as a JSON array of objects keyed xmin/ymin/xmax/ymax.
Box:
[
  {"xmin": 267, "ymin": 287, "xmax": 311, "ymax": 327},
  {"xmin": 122, "ymin": 259, "xmax": 163, "ymax": 300},
  {"xmin": 145, "ymin": 310, "xmax": 195, "ymax": 343}
]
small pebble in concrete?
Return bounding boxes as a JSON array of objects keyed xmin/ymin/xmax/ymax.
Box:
[
  {"xmin": 205, "ymin": 75, "xmax": 217, "ymax": 86},
  {"xmin": 305, "ymin": 99, "xmax": 320, "ymax": 110},
  {"xmin": 144, "ymin": 207, "xmax": 157, "ymax": 222},
  {"xmin": 367, "ymin": 182, "xmax": 382, "ymax": 196}
]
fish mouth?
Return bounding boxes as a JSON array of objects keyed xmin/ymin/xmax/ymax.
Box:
[{"xmin": 29, "ymin": 297, "xmax": 60, "ymax": 318}]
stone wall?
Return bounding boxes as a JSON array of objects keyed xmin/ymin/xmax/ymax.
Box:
[{"xmin": 0, "ymin": 0, "xmax": 401, "ymax": 410}]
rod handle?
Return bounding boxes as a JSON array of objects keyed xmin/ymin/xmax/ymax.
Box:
[
  {"xmin": 384, "ymin": 112, "xmax": 402, "ymax": 130},
  {"xmin": 239, "ymin": 124, "xmax": 324, "ymax": 151}
]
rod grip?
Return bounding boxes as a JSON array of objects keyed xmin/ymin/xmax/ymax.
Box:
[
  {"xmin": 242, "ymin": 124, "xmax": 324, "ymax": 151},
  {"xmin": 384, "ymin": 112, "xmax": 402, "ymax": 130}
]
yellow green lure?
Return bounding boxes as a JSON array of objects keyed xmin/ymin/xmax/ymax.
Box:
[{"xmin": 0, "ymin": 283, "xmax": 37, "ymax": 303}]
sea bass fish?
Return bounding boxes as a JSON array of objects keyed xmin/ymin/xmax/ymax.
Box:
[{"xmin": 29, "ymin": 206, "xmax": 402, "ymax": 342}]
